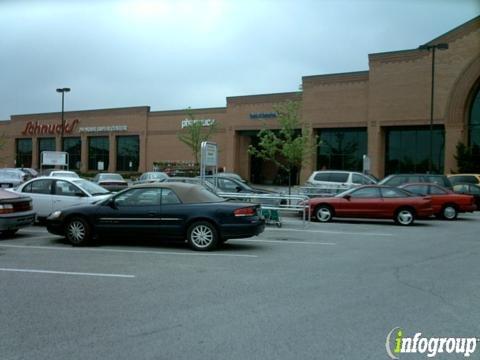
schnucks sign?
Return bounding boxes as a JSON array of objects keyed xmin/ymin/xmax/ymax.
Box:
[{"xmin": 21, "ymin": 119, "xmax": 79, "ymax": 136}]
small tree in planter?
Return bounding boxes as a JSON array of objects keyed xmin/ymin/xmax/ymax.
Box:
[
  {"xmin": 248, "ymin": 100, "xmax": 317, "ymax": 196},
  {"xmin": 177, "ymin": 107, "xmax": 218, "ymax": 172}
]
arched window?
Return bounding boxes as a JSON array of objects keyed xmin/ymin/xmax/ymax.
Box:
[{"xmin": 469, "ymin": 86, "xmax": 480, "ymax": 146}]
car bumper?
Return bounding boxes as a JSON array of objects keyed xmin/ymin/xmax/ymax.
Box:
[
  {"xmin": 46, "ymin": 220, "xmax": 64, "ymax": 236},
  {"xmin": 0, "ymin": 210, "xmax": 36, "ymax": 231},
  {"xmin": 220, "ymin": 220, "xmax": 265, "ymax": 239}
]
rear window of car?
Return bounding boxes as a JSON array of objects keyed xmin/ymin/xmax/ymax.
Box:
[
  {"xmin": 313, "ymin": 172, "xmax": 330, "ymax": 181},
  {"xmin": 352, "ymin": 173, "xmax": 375, "ymax": 185},
  {"xmin": 381, "ymin": 188, "xmax": 409, "ymax": 198},
  {"xmin": 329, "ymin": 173, "xmax": 349, "ymax": 183}
]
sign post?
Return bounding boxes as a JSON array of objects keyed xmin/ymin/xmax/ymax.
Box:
[{"xmin": 200, "ymin": 141, "xmax": 218, "ymax": 187}]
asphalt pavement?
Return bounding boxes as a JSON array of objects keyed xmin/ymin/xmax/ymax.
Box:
[{"xmin": 1, "ymin": 214, "xmax": 480, "ymax": 360}]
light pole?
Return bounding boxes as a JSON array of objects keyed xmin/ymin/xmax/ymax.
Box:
[
  {"xmin": 418, "ymin": 43, "xmax": 448, "ymax": 173},
  {"xmin": 56, "ymin": 87, "xmax": 70, "ymax": 150}
]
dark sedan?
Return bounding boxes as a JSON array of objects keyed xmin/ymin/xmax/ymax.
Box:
[{"xmin": 46, "ymin": 183, "xmax": 265, "ymax": 251}]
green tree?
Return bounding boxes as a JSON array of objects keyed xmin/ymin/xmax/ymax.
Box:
[
  {"xmin": 248, "ymin": 100, "xmax": 317, "ymax": 194},
  {"xmin": 177, "ymin": 107, "xmax": 218, "ymax": 168}
]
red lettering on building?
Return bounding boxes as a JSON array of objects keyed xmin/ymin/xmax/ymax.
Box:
[{"xmin": 21, "ymin": 119, "xmax": 79, "ymax": 136}]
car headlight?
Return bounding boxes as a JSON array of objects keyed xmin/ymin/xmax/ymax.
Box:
[{"xmin": 49, "ymin": 210, "xmax": 62, "ymax": 220}]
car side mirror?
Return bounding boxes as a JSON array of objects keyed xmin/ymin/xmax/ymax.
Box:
[
  {"xmin": 344, "ymin": 194, "xmax": 351, "ymax": 200},
  {"xmin": 106, "ymin": 198, "xmax": 117, "ymax": 208},
  {"xmin": 75, "ymin": 192, "xmax": 86, "ymax": 197},
  {"xmin": 236, "ymin": 186, "xmax": 242, "ymax": 192}
]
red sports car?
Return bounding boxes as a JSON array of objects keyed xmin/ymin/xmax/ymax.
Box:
[
  {"xmin": 400, "ymin": 183, "xmax": 476, "ymax": 220},
  {"xmin": 307, "ymin": 185, "xmax": 433, "ymax": 226}
]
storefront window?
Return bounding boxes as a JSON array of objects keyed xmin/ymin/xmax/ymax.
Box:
[
  {"xmin": 385, "ymin": 126, "xmax": 444, "ymax": 175},
  {"xmin": 116, "ymin": 135, "xmax": 139, "ymax": 171},
  {"xmin": 317, "ymin": 128, "xmax": 367, "ymax": 171},
  {"xmin": 16, "ymin": 138, "xmax": 32, "ymax": 168},
  {"xmin": 469, "ymin": 87, "xmax": 480, "ymax": 146},
  {"xmin": 63, "ymin": 137, "xmax": 81, "ymax": 170},
  {"xmin": 38, "ymin": 137, "xmax": 56, "ymax": 168},
  {"xmin": 88, "ymin": 137, "xmax": 109, "ymax": 171}
]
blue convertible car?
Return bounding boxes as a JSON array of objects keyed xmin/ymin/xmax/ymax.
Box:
[{"xmin": 46, "ymin": 182, "xmax": 265, "ymax": 251}]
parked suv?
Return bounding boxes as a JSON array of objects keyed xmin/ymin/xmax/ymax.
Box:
[
  {"xmin": 379, "ymin": 174, "xmax": 453, "ymax": 190},
  {"xmin": 304, "ymin": 170, "xmax": 376, "ymax": 196}
]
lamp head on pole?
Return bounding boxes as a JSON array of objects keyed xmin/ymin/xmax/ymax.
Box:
[
  {"xmin": 418, "ymin": 43, "xmax": 449, "ymax": 51},
  {"xmin": 56, "ymin": 88, "xmax": 71, "ymax": 93}
]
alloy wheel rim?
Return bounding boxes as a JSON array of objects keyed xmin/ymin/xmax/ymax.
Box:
[
  {"xmin": 191, "ymin": 225, "xmax": 213, "ymax": 248},
  {"xmin": 67, "ymin": 221, "xmax": 86, "ymax": 243},
  {"xmin": 398, "ymin": 210, "xmax": 413, "ymax": 225},
  {"xmin": 317, "ymin": 208, "xmax": 331, "ymax": 221},
  {"xmin": 444, "ymin": 206, "xmax": 456, "ymax": 219}
]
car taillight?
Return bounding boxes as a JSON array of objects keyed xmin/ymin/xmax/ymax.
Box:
[
  {"xmin": 0, "ymin": 204, "xmax": 14, "ymax": 214},
  {"xmin": 234, "ymin": 207, "xmax": 256, "ymax": 217}
]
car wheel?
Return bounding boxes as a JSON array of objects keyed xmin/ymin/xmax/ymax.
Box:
[
  {"xmin": 65, "ymin": 217, "xmax": 91, "ymax": 246},
  {"xmin": 395, "ymin": 208, "xmax": 415, "ymax": 226},
  {"xmin": 1, "ymin": 229, "xmax": 18, "ymax": 237},
  {"xmin": 314, "ymin": 205, "xmax": 333, "ymax": 222},
  {"xmin": 441, "ymin": 204, "xmax": 458, "ymax": 220},
  {"xmin": 187, "ymin": 221, "xmax": 218, "ymax": 251}
]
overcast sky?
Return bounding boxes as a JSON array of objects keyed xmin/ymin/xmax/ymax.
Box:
[{"xmin": 1, "ymin": 0, "xmax": 479, "ymax": 120}]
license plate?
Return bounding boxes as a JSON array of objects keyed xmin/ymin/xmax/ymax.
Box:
[{"xmin": 1, "ymin": 184, "xmax": 10, "ymax": 188}]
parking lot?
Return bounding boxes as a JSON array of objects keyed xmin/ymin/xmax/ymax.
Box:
[{"xmin": 1, "ymin": 214, "xmax": 480, "ymax": 360}]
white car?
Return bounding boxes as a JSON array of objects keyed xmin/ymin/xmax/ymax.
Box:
[
  {"xmin": 14, "ymin": 176, "xmax": 111, "ymax": 219},
  {"xmin": 49, "ymin": 170, "xmax": 80, "ymax": 178},
  {"xmin": 304, "ymin": 170, "xmax": 377, "ymax": 196}
]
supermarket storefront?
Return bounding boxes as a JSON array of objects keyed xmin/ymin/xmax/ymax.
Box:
[{"xmin": 0, "ymin": 16, "xmax": 479, "ymax": 183}]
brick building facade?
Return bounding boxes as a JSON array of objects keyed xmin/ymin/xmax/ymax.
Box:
[{"xmin": 1, "ymin": 16, "xmax": 479, "ymax": 184}]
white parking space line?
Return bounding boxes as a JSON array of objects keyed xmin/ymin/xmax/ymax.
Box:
[
  {"xmin": 0, "ymin": 268, "xmax": 135, "ymax": 278},
  {"xmin": 0, "ymin": 244, "xmax": 258, "ymax": 258},
  {"xmin": 266, "ymin": 228, "xmax": 394, "ymax": 237},
  {"xmin": 235, "ymin": 239, "xmax": 336, "ymax": 245}
]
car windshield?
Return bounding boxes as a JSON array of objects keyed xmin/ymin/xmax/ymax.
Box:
[
  {"xmin": 73, "ymin": 179, "xmax": 110, "ymax": 195},
  {"xmin": 100, "ymin": 174, "xmax": 124, "ymax": 180}
]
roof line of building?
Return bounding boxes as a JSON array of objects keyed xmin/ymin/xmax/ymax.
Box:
[
  {"xmin": 226, "ymin": 91, "xmax": 301, "ymax": 102},
  {"xmin": 149, "ymin": 106, "xmax": 227, "ymax": 116},
  {"xmin": 302, "ymin": 70, "xmax": 369, "ymax": 81},
  {"xmin": 425, "ymin": 15, "xmax": 480, "ymax": 45},
  {"xmin": 11, "ymin": 105, "xmax": 151, "ymax": 118}
]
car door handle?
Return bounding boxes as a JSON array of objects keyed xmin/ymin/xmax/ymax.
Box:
[{"xmin": 147, "ymin": 212, "xmax": 157, "ymax": 217}]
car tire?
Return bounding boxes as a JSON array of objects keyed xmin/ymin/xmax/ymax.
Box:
[
  {"xmin": 187, "ymin": 221, "xmax": 218, "ymax": 251},
  {"xmin": 65, "ymin": 217, "xmax": 92, "ymax": 246},
  {"xmin": 394, "ymin": 208, "xmax": 415, "ymax": 226},
  {"xmin": 441, "ymin": 204, "xmax": 458, "ymax": 220},
  {"xmin": 314, "ymin": 205, "xmax": 333, "ymax": 222}
]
